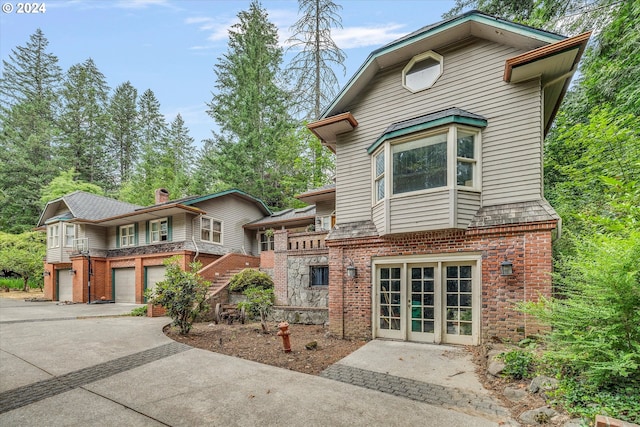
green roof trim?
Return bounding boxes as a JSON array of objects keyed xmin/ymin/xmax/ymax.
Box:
[
  {"xmin": 322, "ymin": 10, "xmax": 564, "ymax": 118},
  {"xmin": 367, "ymin": 115, "xmax": 487, "ymax": 154},
  {"xmin": 181, "ymin": 189, "xmax": 271, "ymax": 215}
]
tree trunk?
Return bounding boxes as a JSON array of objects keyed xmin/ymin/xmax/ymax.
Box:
[{"xmin": 22, "ymin": 276, "xmax": 29, "ymax": 292}]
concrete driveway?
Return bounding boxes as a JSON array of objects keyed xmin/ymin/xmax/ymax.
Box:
[{"xmin": 0, "ymin": 299, "xmax": 514, "ymax": 426}]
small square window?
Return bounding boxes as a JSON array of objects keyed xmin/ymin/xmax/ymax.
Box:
[
  {"xmin": 310, "ymin": 266, "xmax": 329, "ymax": 287},
  {"xmin": 201, "ymin": 217, "xmax": 221, "ymax": 244}
]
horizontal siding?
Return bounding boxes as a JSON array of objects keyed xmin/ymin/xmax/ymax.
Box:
[
  {"xmin": 194, "ymin": 195, "xmax": 265, "ymax": 254},
  {"xmin": 456, "ymin": 190, "xmax": 481, "ymax": 228},
  {"xmin": 83, "ymin": 225, "xmax": 106, "ymax": 250},
  {"xmin": 315, "ymin": 200, "xmax": 335, "ymax": 217},
  {"xmin": 388, "ymin": 190, "xmax": 450, "ymax": 234},
  {"xmin": 336, "ymin": 39, "xmax": 543, "ymax": 224},
  {"xmin": 372, "ymin": 202, "xmax": 385, "ymax": 234},
  {"xmin": 171, "ymin": 213, "xmax": 187, "ymax": 242}
]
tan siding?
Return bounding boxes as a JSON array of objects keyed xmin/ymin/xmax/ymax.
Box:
[
  {"xmin": 171, "ymin": 213, "xmax": 187, "ymax": 242},
  {"xmin": 372, "ymin": 203, "xmax": 385, "ymax": 234},
  {"xmin": 388, "ymin": 190, "xmax": 450, "ymax": 234},
  {"xmin": 315, "ymin": 200, "xmax": 335, "ymax": 217},
  {"xmin": 83, "ymin": 225, "xmax": 107, "ymax": 250},
  {"xmin": 335, "ymin": 39, "xmax": 543, "ymax": 225},
  {"xmin": 456, "ymin": 190, "xmax": 481, "ymax": 227},
  {"xmin": 193, "ymin": 195, "xmax": 265, "ymax": 254}
]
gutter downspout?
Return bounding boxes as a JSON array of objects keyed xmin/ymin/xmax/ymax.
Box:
[{"xmin": 191, "ymin": 215, "xmax": 201, "ymax": 262}]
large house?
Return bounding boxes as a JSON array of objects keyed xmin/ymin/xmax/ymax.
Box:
[
  {"xmin": 39, "ymin": 11, "xmax": 589, "ymax": 346},
  {"xmin": 307, "ymin": 11, "xmax": 589, "ymax": 345}
]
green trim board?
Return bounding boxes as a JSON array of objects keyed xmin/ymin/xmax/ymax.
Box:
[
  {"xmin": 182, "ymin": 188, "xmax": 271, "ymax": 214},
  {"xmin": 367, "ymin": 114, "xmax": 487, "ymax": 154}
]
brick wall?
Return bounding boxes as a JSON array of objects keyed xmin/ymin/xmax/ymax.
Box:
[{"xmin": 326, "ymin": 222, "xmax": 556, "ymax": 342}]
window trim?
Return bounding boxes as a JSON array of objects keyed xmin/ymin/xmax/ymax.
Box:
[
  {"xmin": 259, "ymin": 232, "xmax": 274, "ymax": 252},
  {"xmin": 402, "ymin": 50, "xmax": 443, "ymax": 93},
  {"xmin": 149, "ymin": 218, "xmax": 170, "ymax": 243},
  {"xmin": 63, "ymin": 224, "xmax": 75, "ymax": 247},
  {"xmin": 200, "ymin": 216, "xmax": 222, "ymax": 245},
  {"xmin": 372, "ymin": 124, "xmax": 481, "ymax": 205},
  {"xmin": 119, "ymin": 224, "xmax": 136, "ymax": 248},
  {"xmin": 309, "ymin": 265, "xmax": 329, "ymax": 287},
  {"xmin": 48, "ymin": 224, "xmax": 60, "ymax": 248}
]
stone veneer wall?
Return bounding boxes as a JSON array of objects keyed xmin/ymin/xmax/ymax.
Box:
[
  {"xmin": 326, "ymin": 221, "xmax": 556, "ymax": 343},
  {"xmin": 287, "ymin": 255, "xmax": 329, "ymax": 307}
]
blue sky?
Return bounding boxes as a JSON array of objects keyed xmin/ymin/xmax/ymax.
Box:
[{"xmin": 1, "ymin": 0, "xmax": 455, "ymax": 145}]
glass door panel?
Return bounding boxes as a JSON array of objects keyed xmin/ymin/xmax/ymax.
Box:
[
  {"xmin": 444, "ymin": 264, "xmax": 474, "ymax": 344},
  {"xmin": 406, "ymin": 266, "xmax": 436, "ymax": 342},
  {"xmin": 377, "ymin": 267, "xmax": 402, "ymax": 339}
]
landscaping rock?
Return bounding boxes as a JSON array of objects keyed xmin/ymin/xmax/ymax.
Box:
[
  {"xmin": 305, "ymin": 341, "xmax": 318, "ymax": 350},
  {"xmin": 504, "ymin": 386, "xmax": 528, "ymax": 402},
  {"xmin": 528, "ymin": 375, "xmax": 559, "ymax": 393},
  {"xmin": 488, "ymin": 360, "xmax": 506, "ymax": 376},
  {"xmin": 561, "ymin": 417, "xmax": 585, "ymax": 426},
  {"xmin": 519, "ymin": 406, "xmax": 559, "ymax": 425}
]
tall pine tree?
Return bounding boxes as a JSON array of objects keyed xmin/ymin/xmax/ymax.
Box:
[
  {"xmin": 0, "ymin": 29, "xmax": 62, "ymax": 232},
  {"xmin": 108, "ymin": 81, "xmax": 139, "ymax": 185},
  {"xmin": 58, "ymin": 58, "xmax": 112, "ymax": 189},
  {"xmin": 205, "ymin": 0, "xmax": 306, "ymax": 208}
]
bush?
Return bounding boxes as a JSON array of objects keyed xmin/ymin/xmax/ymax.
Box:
[
  {"xmin": 130, "ymin": 305, "xmax": 148, "ymax": 317},
  {"xmin": 229, "ymin": 268, "xmax": 273, "ymax": 293},
  {"xmin": 499, "ymin": 349, "xmax": 536, "ymax": 380},
  {"xmin": 146, "ymin": 256, "xmax": 210, "ymax": 335},
  {"xmin": 238, "ymin": 286, "xmax": 274, "ymax": 333}
]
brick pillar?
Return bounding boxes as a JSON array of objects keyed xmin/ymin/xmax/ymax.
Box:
[
  {"xmin": 43, "ymin": 264, "xmax": 54, "ymax": 300},
  {"xmin": 328, "ymin": 246, "xmax": 345, "ymax": 338},
  {"xmin": 523, "ymin": 230, "xmax": 554, "ymax": 337},
  {"xmin": 72, "ymin": 257, "xmax": 86, "ymax": 303},
  {"xmin": 273, "ymin": 230, "xmax": 288, "ymax": 305},
  {"xmin": 135, "ymin": 257, "xmax": 144, "ymax": 304}
]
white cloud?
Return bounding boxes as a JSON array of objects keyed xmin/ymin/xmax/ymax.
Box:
[{"xmin": 333, "ymin": 23, "xmax": 407, "ymax": 49}]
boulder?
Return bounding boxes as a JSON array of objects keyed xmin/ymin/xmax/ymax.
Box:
[
  {"xmin": 529, "ymin": 376, "xmax": 559, "ymax": 394},
  {"xmin": 504, "ymin": 386, "xmax": 528, "ymax": 402},
  {"xmin": 519, "ymin": 407, "xmax": 559, "ymax": 425},
  {"xmin": 488, "ymin": 360, "xmax": 506, "ymax": 376}
]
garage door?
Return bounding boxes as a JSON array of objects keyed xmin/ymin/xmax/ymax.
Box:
[
  {"xmin": 113, "ymin": 268, "xmax": 136, "ymax": 303},
  {"xmin": 145, "ymin": 266, "xmax": 166, "ymax": 300},
  {"xmin": 57, "ymin": 270, "xmax": 73, "ymax": 302}
]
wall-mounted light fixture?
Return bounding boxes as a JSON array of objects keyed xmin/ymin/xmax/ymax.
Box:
[
  {"xmin": 346, "ymin": 260, "xmax": 357, "ymax": 279},
  {"xmin": 500, "ymin": 260, "xmax": 513, "ymax": 276},
  {"xmin": 69, "ymin": 269, "xmax": 77, "ymax": 276},
  {"xmin": 43, "ymin": 270, "xmax": 50, "ymax": 277}
]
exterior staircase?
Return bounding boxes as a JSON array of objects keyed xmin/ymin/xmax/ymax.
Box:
[{"xmin": 197, "ymin": 253, "xmax": 260, "ymax": 304}]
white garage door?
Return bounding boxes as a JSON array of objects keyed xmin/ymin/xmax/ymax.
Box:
[
  {"xmin": 58, "ymin": 270, "xmax": 73, "ymax": 302},
  {"xmin": 145, "ymin": 266, "xmax": 166, "ymax": 299},
  {"xmin": 113, "ymin": 268, "xmax": 136, "ymax": 303}
]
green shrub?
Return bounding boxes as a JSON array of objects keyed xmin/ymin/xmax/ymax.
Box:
[
  {"xmin": 130, "ymin": 305, "xmax": 148, "ymax": 317},
  {"xmin": 229, "ymin": 269, "xmax": 273, "ymax": 293},
  {"xmin": 499, "ymin": 349, "xmax": 536, "ymax": 380},
  {"xmin": 146, "ymin": 256, "xmax": 210, "ymax": 335},
  {"xmin": 237, "ymin": 286, "xmax": 274, "ymax": 333}
]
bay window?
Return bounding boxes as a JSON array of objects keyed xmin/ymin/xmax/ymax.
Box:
[{"xmin": 372, "ymin": 125, "xmax": 480, "ymax": 202}]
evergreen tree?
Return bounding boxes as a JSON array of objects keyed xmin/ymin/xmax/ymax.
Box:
[
  {"xmin": 108, "ymin": 81, "xmax": 139, "ymax": 185},
  {"xmin": 286, "ymin": 0, "xmax": 346, "ymax": 119},
  {"xmin": 40, "ymin": 168, "xmax": 104, "ymax": 205},
  {"xmin": 58, "ymin": 58, "xmax": 112, "ymax": 189},
  {"xmin": 206, "ymin": 1, "xmax": 305, "ymax": 208},
  {"xmin": 0, "ymin": 29, "xmax": 62, "ymax": 232},
  {"xmin": 162, "ymin": 114, "xmax": 195, "ymax": 198},
  {"xmin": 119, "ymin": 89, "xmax": 168, "ymax": 205}
]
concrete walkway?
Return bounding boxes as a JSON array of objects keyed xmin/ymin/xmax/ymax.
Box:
[{"xmin": 0, "ymin": 299, "xmax": 515, "ymax": 426}]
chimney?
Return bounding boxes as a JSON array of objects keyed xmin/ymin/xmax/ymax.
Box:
[{"xmin": 155, "ymin": 188, "xmax": 170, "ymax": 204}]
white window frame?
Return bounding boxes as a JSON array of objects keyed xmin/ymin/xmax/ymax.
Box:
[
  {"xmin": 259, "ymin": 232, "xmax": 274, "ymax": 252},
  {"xmin": 316, "ymin": 215, "xmax": 333, "ymax": 231},
  {"xmin": 372, "ymin": 125, "xmax": 481, "ymax": 204},
  {"xmin": 63, "ymin": 224, "xmax": 75, "ymax": 247},
  {"xmin": 150, "ymin": 218, "xmax": 169, "ymax": 243},
  {"xmin": 201, "ymin": 216, "xmax": 222, "ymax": 244},
  {"xmin": 48, "ymin": 224, "xmax": 59, "ymax": 248},
  {"xmin": 119, "ymin": 224, "xmax": 136, "ymax": 247},
  {"xmin": 402, "ymin": 50, "xmax": 443, "ymax": 93}
]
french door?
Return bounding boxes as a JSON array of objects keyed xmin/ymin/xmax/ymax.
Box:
[{"xmin": 375, "ymin": 260, "xmax": 478, "ymax": 345}]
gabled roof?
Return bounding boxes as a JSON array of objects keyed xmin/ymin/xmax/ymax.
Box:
[
  {"xmin": 320, "ymin": 10, "xmax": 564, "ymax": 120},
  {"xmin": 37, "ymin": 191, "xmax": 141, "ymax": 227},
  {"xmin": 181, "ymin": 189, "xmax": 271, "ymax": 216},
  {"xmin": 311, "ymin": 10, "xmax": 589, "ymax": 142},
  {"xmin": 244, "ymin": 205, "xmax": 316, "ymax": 230},
  {"xmin": 37, "ymin": 189, "xmax": 271, "ymax": 228}
]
